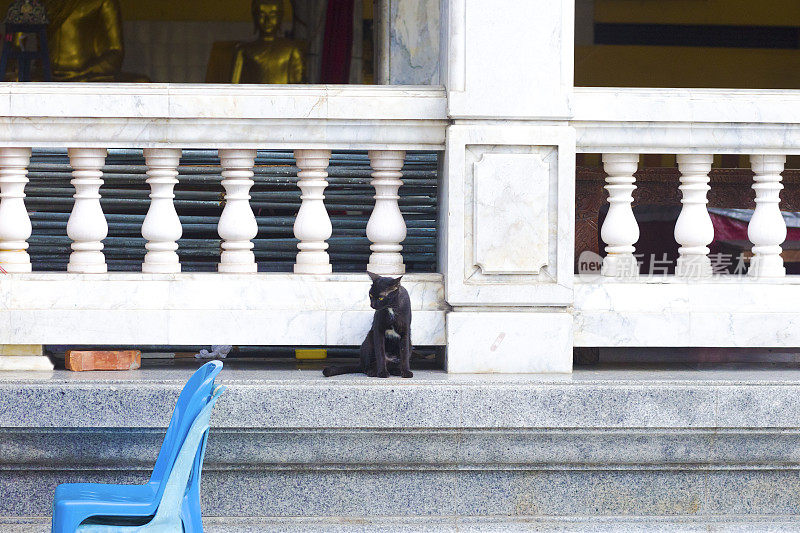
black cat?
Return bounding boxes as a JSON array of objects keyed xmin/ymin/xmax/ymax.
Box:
[{"xmin": 323, "ymin": 272, "xmax": 413, "ymax": 378}]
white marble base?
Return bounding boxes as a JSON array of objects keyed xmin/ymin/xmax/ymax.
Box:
[
  {"xmin": 575, "ymin": 276, "xmax": 800, "ymax": 347},
  {"xmin": 601, "ymin": 254, "xmax": 639, "ymax": 278},
  {"xmin": 446, "ymin": 311, "xmax": 573, "ymax": 373},
  {"xmin": 0, "ymin": 273, "xmax": 445, "ymax": 346},
  {"xmin": 0, "ymin": 356, "xmax": 53, "ymax": 371}
]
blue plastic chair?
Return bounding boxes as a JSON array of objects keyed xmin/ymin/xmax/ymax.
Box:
[
  {"xmin": 71, "ymin": 386, "xmax": 226, "ymax": 532},
  {"xmin": 52, "ymin": 361, "xmax": 224, "ymax": 533}
]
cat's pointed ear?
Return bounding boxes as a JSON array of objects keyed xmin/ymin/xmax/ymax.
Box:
[
  {"xmin": 367, "ymin": 271, "xmax": 380, "ymax": 282},
  {"xmin": 392, "ymin": 276, "xmax": 403, "ymax": 285}
]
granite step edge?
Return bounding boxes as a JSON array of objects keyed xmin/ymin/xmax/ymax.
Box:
[{"xmin": 3, "ymin": 516, "xmax": 800, "ymax": 533}]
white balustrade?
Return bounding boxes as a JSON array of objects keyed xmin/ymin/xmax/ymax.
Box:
[
  {"xmin": 142, "ymin": 148, "xmax": 182, "ymax": 273},
  {"xmin": 67, "ymin": 148, "xmax": 108, "ymax": 273},
  {"xmin": 217, "ymin": 149, "xmax": 258, "ymax": 273},
  {"xmin": 601, "ymin": 153, "xmax": 640, "ymax": 277},
  {"xmin": 367, "ymin": 150, "xmax": 407, "ymax": 275},
  {"xmin": 748, "ymin": 154, "xmax": 787, "ymax": 278},
  {"xmin": 293, "ymin": 149, "xmax": 332, "ymax": 274},
  {"xmin": 675, "ymin": 154, "xmax": 714, "ymax": 278},
  {"xmin": 0, "ymin": 148, "xmax": 33, "ymax": 272}
]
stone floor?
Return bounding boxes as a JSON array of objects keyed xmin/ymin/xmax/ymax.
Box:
[
  {"xmin": 8, "ymin": 357, "xmax": 800, "ymax": 383},
  {"xmin": 5, "ymin": 361, "xmax": 800, "ymax": 529},
  {"xmin": 5, "ymin": 516, "xmax": 800, "ymax": 532}
]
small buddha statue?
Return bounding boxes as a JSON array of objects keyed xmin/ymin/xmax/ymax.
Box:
[
  {"xmin": 43, "ymin": 0, "xmax": 147, "ymax": 82},
  {"xmin": 231, "ymin": 0, "xmax": 305, "ymax": 84}
]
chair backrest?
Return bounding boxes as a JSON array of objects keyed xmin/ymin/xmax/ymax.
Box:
[
  {"xmin": 150, "ymin": 385, "xmax": 226, "ymax": 528},
  {"xmin": 149, "ymin": 361, "xmax": 223, "ymax": 489}
]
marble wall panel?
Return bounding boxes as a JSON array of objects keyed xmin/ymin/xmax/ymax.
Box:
[
  {"xmin": 387, "ymin": 0, "xmax": 440, "ymax": 85},
  {"xmin": 473, "ymin": 153, "xmax": 550, "ymax": 275}
]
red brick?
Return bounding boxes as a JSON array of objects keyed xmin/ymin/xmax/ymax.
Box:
[{"xmin": 65, "ymin": 350, "xmax": 141, "ymax": 372}]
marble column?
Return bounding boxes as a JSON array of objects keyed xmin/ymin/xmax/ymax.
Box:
[
  {"xmin": 67, "ymin": 148, "xmax": 108, "ymax": 274},
  {"xmin": 442, "ymin": 0, "xmax": 575, "ymax": 373},
  {"xmin": 375, "ymin": 0, "xmax": 440, "ymax": 84},
  {"xmin": 218, "ymin": 149, "xmax": 258, "ymax": 273},
  {"xmin": 142, "ymin": 148, "xmax": 182, "ymax": 273},
  {"xmin": 0, "ymin": 147, "xmax": 33, "ymax": 272},
  {"xmin": 675, "ymin": 154, "xmax": 714, "ymax": 278},
  {"xmin": 601, "ymin": 153, "xmax": 640, "ymax": 277},
  {"xmin": 293, "ymin": 149, "xmax": 333, "ymax": 274},
  {"xmin": 367, "ymin": 150, "xmax": 407, "ymax": 275},
  {"xmin": 748, "ymin": 154, "xmax": 787, "ymax": 278}
]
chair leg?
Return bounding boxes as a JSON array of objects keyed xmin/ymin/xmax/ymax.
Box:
[
  {"xmin": 52, "ymin": 510, "xmax": 89, "ymax": 533},
  {"xmin": 180, "ymin": 432, "xmax": 208, "ymax": 533},
  {"xmin": 181, "ymin": 491, "xmax": 203, "ymax": 533}
]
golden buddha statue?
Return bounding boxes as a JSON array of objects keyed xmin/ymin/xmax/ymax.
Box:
[
  {"xmin": 43, "ymin": 0, "xmax": 147, "ymax": 81},
  {"xmin": 231, "ymin": 0, "xmax": 305, "ymax": 84}
]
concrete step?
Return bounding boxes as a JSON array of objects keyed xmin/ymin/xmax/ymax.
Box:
[
  {"xmin": 4, "ymin": 516, "xmax": 800, "ymax": 532},
  {"xmin": 4, "ymin": 363, "xmax": 800, "ymax": 524}
]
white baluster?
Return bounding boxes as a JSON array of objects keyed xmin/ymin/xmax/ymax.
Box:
[
  {"xmin": 748, "ymin": 154, "xmax": 786, "ymax": 278},
  {"xmin": 142, "ymin": 148, "xmax": 182, "ymax": 273},
  {"xmin": 367, "ymin": 150, "xmax": 406, "ymax": 275},
  {"xmin": 217, "ymin": 149, "xmax": 258, "ymax": 273},
  {"xmin": 601, "ymin": 153, "xmax": 640, "ymax": 277},
  {"xmin": 675, "ymin": 154, "xmax": 714, "ymax": 278},
  {"xmin": 67, "ymin": 148, "xmax": 108, "ymax": 273},
  {"xmin": 0, "ymin": 148, "xmax": 32, "ymax": 272},
  {"xmin": 293, "ymin": 149, "xmax": 332, "ymax": 274}
]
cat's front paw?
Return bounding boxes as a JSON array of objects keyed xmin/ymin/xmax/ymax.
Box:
[
  {"xmin": 377, "ymin": 370, "xmax": 389, "ymax": 378},
  {"xmin": 401, "ymin": 370, "xmax": 413, "ymax": 378}
]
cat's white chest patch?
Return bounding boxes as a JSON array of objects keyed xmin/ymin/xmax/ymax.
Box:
[
  {"xmin": 385, "ymin": 328, "xmax": 401, "ymax": 340},
  {"xmin": 387, "ymin": 308, "xmax": 395, "ymax": 319}
]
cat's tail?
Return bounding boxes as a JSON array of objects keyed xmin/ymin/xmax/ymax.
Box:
[{"xmin": 322, "ymin": 365, "xmax": 362, "ymax": 377}]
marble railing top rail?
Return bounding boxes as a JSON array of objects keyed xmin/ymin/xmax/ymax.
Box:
[
  {"xmin": 572, "ymin": 87, "xmax": 800, "ymax": 154},
  {"xmin": 0, "ymin": 84, "xmax": 447, "ymax": 120},
  {"xmin": 0, "ymin": 84, "xmax": 448, "ymax": 150},
  {"xmin": 5, "ymin": 84, "xmax": 800, "ymax": 150},
  {"xmin": 573, "ymin": 87, "xmax": 800, "ymax": 124}
]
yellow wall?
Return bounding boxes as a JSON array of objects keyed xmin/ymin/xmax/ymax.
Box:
[
  {"xmin": 595, "ymin": 0, "xmax": 800, "ymax": 27},
  {"xmin": 576, "ymin": 45, "xmax": 800, "ymax": 89},
  {"xmin": 583, "ymin": 0, "xmax": 800, "ymax": 88}
]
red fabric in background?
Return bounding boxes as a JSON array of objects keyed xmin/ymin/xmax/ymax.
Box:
[
  {"xmin": 320, "ymin": 0, "xmax": 354, "ymax": 83},
  {"xmin": 709, "ymin": 213, "xmax": 800, "ymax": 242}
]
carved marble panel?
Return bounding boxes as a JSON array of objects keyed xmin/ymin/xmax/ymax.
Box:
[
  {"xmin": 443, "ymin": 124, "xmax": 575, "ymax": 307},
  {"xmin": 473, "ymin": 153, "xmax": 550, "ymax": 274}
]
